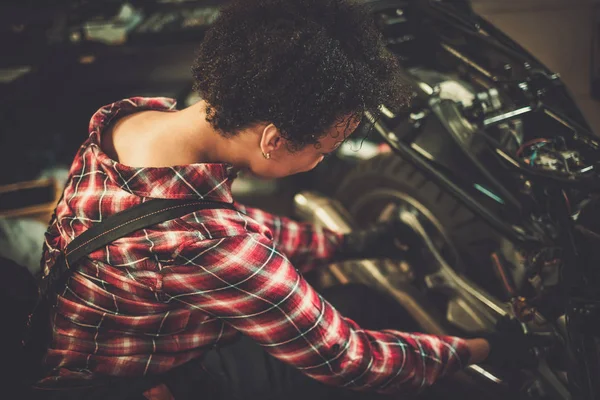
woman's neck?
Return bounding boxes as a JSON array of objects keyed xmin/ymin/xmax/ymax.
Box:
[
  {"xmin": 102, "ymin": 100, "xmax": 254, "ymax": 169},
  {"xmin": 175, "ymin": 100, "xmax": 252, "ymax": 168}
]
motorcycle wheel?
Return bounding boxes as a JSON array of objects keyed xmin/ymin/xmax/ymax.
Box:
[{"xmin": 333, "ymin": 152, "xmax": 505, "ymax": 298}]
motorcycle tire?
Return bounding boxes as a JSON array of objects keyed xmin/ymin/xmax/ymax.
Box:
[{"xmin": 333, "ymin": 152, "xmax": 504, "ymax": 297}]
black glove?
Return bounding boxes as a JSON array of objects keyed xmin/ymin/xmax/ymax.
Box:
[
  {"xmin": 479, "ymin": 316, "xmax": 553, "ymax": 370},
  {"xmin": 336, "ymin": 219, "xmax": 410, "ymax": 261}
]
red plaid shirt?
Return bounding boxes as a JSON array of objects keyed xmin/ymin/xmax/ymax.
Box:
[{"xmin": 40, "ymin": 97, "xmax": 471, "ymax": 393}]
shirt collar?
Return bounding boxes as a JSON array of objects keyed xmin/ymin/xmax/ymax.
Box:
[{"xmin": 88, "ymin": 97, "xmax": 236, "ymax": 203}]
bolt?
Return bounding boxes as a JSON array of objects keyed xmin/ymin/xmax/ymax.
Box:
[
  {"xmin": 512, "ymin": 296, "xmax": 536, "ymax": 322},
  {"xmin": 522, "ymin": 180, "xmax": 533, "ymax": 194},
  {"xmin": 409, "ymin": 111, "xmax": 427, "ymax": 121},
  {"xmin": 399, "ymin": 261, "xmax": 412, "ymax": 275},
  {"xmin": 70, "ymin": 32, "xmax": 81, "ymax": 42}
]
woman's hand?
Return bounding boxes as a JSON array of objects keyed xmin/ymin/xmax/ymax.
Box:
[
  {"xmin": 469, "ymin": 317, "xmax": 554, "ymax": 369},
  {"xmin": 336, "ymin": 219, "xmax": 411, "ymax": 261},
  {"xmin": 465, "ymin": 338, "xmax": 491, "ymax": 364}
]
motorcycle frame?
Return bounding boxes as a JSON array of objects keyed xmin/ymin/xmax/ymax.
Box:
[
  {"xmin": 370, "ymin": 109, "xmax": 597, "ymax": 400},
  {"xmin": 360, "ymin": 1, "xmax": 600, "ymax": 398}
]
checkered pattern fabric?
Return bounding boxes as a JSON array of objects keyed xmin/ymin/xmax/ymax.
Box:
[{"xmin": 39, "ymin": 98, "xmax": 471, "ymax": 393}]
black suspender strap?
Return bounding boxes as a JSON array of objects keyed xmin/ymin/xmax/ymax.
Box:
[
  {"xmin": 65, "ymin": 199, "xmax": 235, "ymax": 267},
  {"xmin": 39, "ymin": 199, "xmax": 236, "ymax": 295}
]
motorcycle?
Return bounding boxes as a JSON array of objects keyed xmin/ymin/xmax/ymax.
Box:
[{"xmin": 292, "ymin": 1, "xmax": 600, "ymax": 399}]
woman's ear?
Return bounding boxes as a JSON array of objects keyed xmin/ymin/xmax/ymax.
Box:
[{"xmin": 259, "ymin": 124, "xmax": 283, "ymax": 157}]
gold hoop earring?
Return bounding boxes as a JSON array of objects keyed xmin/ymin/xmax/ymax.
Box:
[{"xmin": 262, "ymin": 152, "xmax": 271, "ymax": 160}]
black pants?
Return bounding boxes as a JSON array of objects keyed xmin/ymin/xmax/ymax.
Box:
[{"xmin": 30, "ymin": 284, "xmax": 422, "ymax": 400}]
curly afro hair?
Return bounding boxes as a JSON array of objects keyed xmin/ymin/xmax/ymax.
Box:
[{"xmin": 192, "ymin": 0, "xmax": 411, "ymax": 151}]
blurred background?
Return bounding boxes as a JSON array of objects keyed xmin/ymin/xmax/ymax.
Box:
[{"xmin": 1, "ymin": 0, "xmax": 599, "ymax": 273}]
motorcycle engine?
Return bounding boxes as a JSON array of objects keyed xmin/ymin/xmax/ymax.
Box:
[{"xmin": 407, "ymin": 67, "xmax": 524, "ymax": 153}]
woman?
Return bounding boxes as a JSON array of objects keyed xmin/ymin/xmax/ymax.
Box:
[{"xmin": 35, "ymin": 0, "xmax": 537, "ymax": 398}]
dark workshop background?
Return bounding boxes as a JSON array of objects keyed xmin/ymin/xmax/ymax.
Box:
[{"xmin": 1, "ymin": 0, "xmax": 600, "ymax": 272}]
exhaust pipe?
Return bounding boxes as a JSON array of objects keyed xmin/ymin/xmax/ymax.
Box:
[
  {"xmin": 293, "ymin": 191, "xmax": 356, "ymax": 233},
  {"xmin": 293, "ymin": 191, "xmax": 505, "ymax": 388}
]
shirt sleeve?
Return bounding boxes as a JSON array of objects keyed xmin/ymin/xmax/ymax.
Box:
[
  {"xmin": 163, "ymin": 232, "xmax": 471, "ymax": 394},
  {"xmin": 234, "ymin": 202, "xmax": 343, "ymax": 272}
]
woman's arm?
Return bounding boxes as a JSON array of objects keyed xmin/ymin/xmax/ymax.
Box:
[
  {"xmin": 234, "ymin": 202, "xmax": 343, "ymax": 272},
  {"xmin": 164, "ymin": 232, "xmax": 474, "ymax": 394}
]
